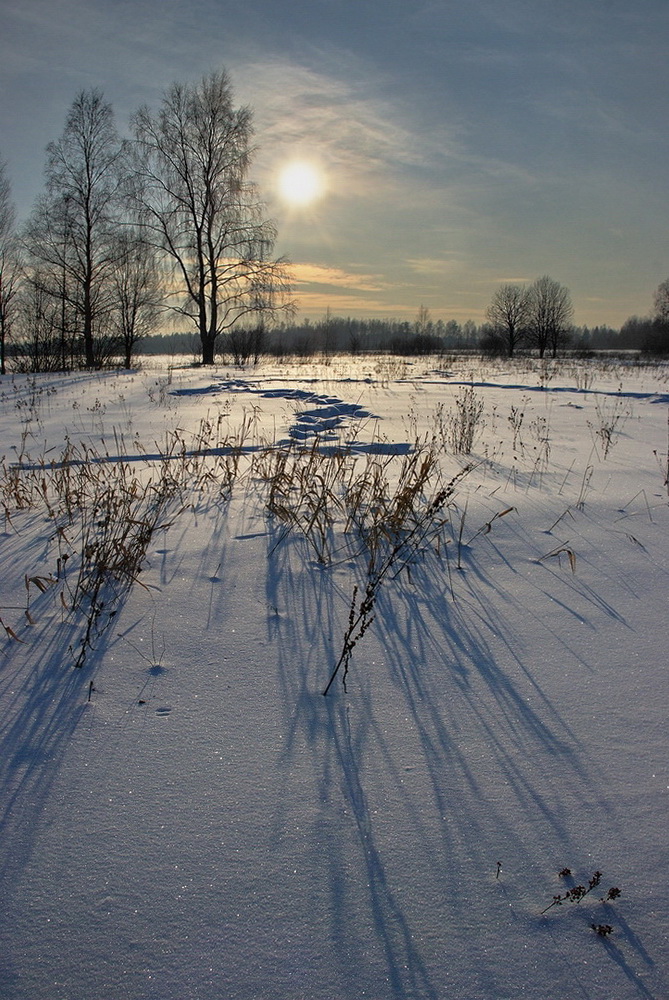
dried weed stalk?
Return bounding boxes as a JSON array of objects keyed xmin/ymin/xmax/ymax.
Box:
[
  {"xmin": 324, "ymin": 463, "xmax": 472, "ymax": 695},
  {"xmin": 1, "ymin": 420, "xmax": 246, "ymax": 665}
]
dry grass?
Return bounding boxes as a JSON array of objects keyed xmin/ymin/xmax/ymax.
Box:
[
  {"xmin": 3, "ymin": 353, "xmax": 662, "ymax": 688},
  {"xmin": 254, "ymin": 433, "xmax": 465, "ymax": 569},
  {"xmin": 250, "ymin": 430, "xmax": 474, "ymax": 693},
  {"xmin": 538, "ymin": 543, "xmax": 577, "ymax": 573},
  {"xmin": 439, "ymin": 386, "xmax": 485, "ymax": 455},
  {"xmin": 588, "ymin": 394, "xmax": 630, "ymax": 459},
  {"xmin": 323, "ymin": 462, "xmax": 472, "ymax": 695},
  {"xmin": 0, "ymin": 417, "xmax": 250, "ymax": 665}
]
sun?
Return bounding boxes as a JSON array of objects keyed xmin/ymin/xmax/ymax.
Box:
[{"xmin": 278, "ymin": 161, "xmax": 325, "ymax": 207}]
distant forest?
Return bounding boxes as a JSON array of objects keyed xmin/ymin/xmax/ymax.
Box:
[{"xmin": 140, "ymin": 313, "xmax": 667, "ymax": 362}]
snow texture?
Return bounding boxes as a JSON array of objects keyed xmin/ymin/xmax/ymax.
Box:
[{"xmin": 0, "ymin": 355, "xmax": 667, "ymax": 999}]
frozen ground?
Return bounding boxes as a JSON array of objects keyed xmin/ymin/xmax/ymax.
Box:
[{"xmin": 0, "ymin": 354, "xmax": 668, "ymax": 999}]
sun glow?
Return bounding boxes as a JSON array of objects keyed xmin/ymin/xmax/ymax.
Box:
[{"xmin": 278, "ymin": 161, "xmax": 325, "ymax": 206}]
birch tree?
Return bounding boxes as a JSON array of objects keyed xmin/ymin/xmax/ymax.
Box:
[
  {"xmin": 131, "ymin": 70, "xmax": 290, "ymax": 365},
  {"xmin": 0, "ymin": 158, "xmax": 21, "ymax": 374},
  {"xmin": 486, "ymin": 283, "xmax": 530, "ymax": 358},
  {"xmin": 23, "ymin": 90, "xmax": 124, "ymax": 368},
  {"xmin": 111, "ymin": 230, "xmax": 163, "ymax": 368},
  {"xmin": 527, "ymin": 276, "xmax": 573, "ymax": 359}
]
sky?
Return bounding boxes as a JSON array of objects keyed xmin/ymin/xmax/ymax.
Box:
[{"xmin": 1, "ymin": 0, "xmax": 668, "ymax": 328}]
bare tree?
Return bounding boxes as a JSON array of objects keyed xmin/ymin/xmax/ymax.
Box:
[
  {"xmin": 0, "ymin": 157, "xmax": 21, "ymax": 374},
  {"xmin": 13, "ymin": 275, "xmax": 63, "ymax": 373},
  {"xmin": 131, "ymin": 70, "xmax": 291, "ymax": 365},
  {"xmin": 646, "ymin": 278, "xmax": 669, "ymax": 355},
  {"xmin": 653, "ymin": 278, "xmax": 669, "ymax": 323},
  {"xmin": 414, "ymin": 304, "xmax": 433, "ymax": 336},
  {"xmin": 527, "ymin": 276, "xmax": 574, "ymax": 358},
  {"xmin": 111, "ymin": 231, "xmax": 163, "ymax": 368},
  {"xmin": 227, "ymin": 323, "xmax": 268, "ymax": 365},
  {"xmin": 486, "ymin": 283, "xmax": 530, "ymax": 357},
  {"xmin": 23, "ymin": 90, "xmax": 124, "ymax": 368}
]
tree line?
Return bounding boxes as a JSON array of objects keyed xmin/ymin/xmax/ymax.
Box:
[
  {"xmin": 0, "ymin": 70, "xmax": 290, "ymax": 373},
  {"xmin": 140, "ymin": 301, "xmax": 669, "ymax": 361},
  {"xmin": 483, "ymin": 278, "xmax": 669, "ymax": 358}
]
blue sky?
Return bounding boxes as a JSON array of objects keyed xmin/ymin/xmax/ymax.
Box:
[{"xmin": 1, "ymin": 0, "xmax": 668, "ymax": 326}]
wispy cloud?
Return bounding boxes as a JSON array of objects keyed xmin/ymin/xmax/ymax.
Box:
[
  {"xmin": 405, "ymin": 256, "xmax": 467, "ymax": 277},
  {"xmin": 2, "ymin": 0, "xmax": 665, "ymax": 327},
  {"xmin": 294, "ymin": 290, "xmax": 414, "ymax": 317},
  {"xmin": 233, "ymin": 57, "xmax": 458, "ymax": 197},
  {"xmin": 290, "ymin": 262, "xmax": 388, "ymax": 293}
]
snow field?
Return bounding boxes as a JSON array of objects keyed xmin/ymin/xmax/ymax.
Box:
[{"xmin": 1, "ymin": 355, "xmax": 668, "ymax": 999}]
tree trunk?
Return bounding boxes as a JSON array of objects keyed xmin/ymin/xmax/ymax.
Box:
[
  {"xmin": 201, "ymin": 333, "xmax": 216, "ymax": 365},
  {"xmin": 83, "ymin": 279, "xmax": 95, "ymax": 367}
]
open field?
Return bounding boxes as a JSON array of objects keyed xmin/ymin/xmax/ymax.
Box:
[{"xmin": 1, "ymin": 354, "xmax": 668, "ymax": 1000}]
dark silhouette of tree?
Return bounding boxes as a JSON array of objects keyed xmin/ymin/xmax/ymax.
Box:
[
  {"xmin": 414, "ymin": 304, "xmax": 433, "ymax": 337},
  {"xmin": 645, "ymin": 278, "xmax": 669, "ymax": 354},
  {"xmin": 0, "ymin": 157, "xmax": 21, "ymax": 374},
  {"xmin": 227, "ymin": 323, "xmax": 268, "ymax": 365},
  {"xmin": 23, "ymin": 90, "xmax": 125, "ymax": 368},
  {"xmin": 485, "ymin": 283, "xmax": 530, "ymax": 357},
  {"xmin": 111, "ymin": 230, "xmax": 163, "ymax": 368},
  {"xmin": 654, "ymin": 278, "xmax": 669, "ymax": 324},
  {"xmin": 13, "ymin": 276, "xmax": 63, "ymax": 372},
  {"xmin": 131, "ymin": 70, "xmax": 291, "ymax": 365},
  {"xmin": 527, "ymin": 276, "xmax": 573, "ymax": 358},
  {"xmin": 618, "ymin": 316, "xmax": 648, "ymax": 350}
]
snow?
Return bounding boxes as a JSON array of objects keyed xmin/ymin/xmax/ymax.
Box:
[{"xmin": 1, "ymin": 355, "xmax": 668, "ymax": 999}]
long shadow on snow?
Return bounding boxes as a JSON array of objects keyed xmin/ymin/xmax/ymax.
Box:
[
  {"xmin": 266, "ymin": 533, "xmax": 440, "ymax": 998},
  {"xmin": 432, "ymin": 381, "xmax": 669, "ymax": 405},
  {"xmin": 328, "ymin": 695, "xmax": 439, "ymax": 1000},
  {"xmin": 0, "ymin": 614, "xmax": 113, "ymax": 886},
  {"xmin": 369, "ymin": 563, "xmax": 591, "ymax": 865},
  {"xmin": 264, "ymin": 529, "xmax": 594, "ymax": 993},
  {"xmin": 384, "ymin": 578, "xmax": 595, "ymax": 796},
  {"xmin": 13, "ymin": 435, "xmax": 411, "ymax": 474},
  {"xmin": 366, "ymin": 548, "xmax": 661, "ymax": 991},
  {"xmin": 263, "ymin": 516, "xmax": 659, "ymax": 995}
]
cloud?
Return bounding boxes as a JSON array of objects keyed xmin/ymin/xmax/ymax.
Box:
[
  {"xmin": 287, "ymin": 261, "xmax": 411, "ymax": 318},
  {"xmin": 3, "ymin": 0, "xmax": 664, "ymax": 328},
  {"xmin": 290, "ymin": 262, "xmax": 388, "ymax": 293},
  {"xmin": 404, "ymin": 256, "xmax": 466, "ymax": 277},
  {"xmin": 232, "ymin": 57, "xmax": 458, "ymax": 197},
  {"xmin": 294, "ymin": 290, "xmax": 414, "ymax": 317}
]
